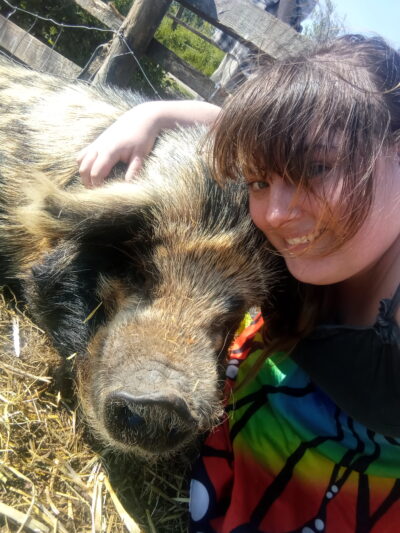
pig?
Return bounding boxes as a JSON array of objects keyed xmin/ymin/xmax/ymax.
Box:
[{"xmin": 0, "ymin": 57, "xmax": 277, "ymax": 457}]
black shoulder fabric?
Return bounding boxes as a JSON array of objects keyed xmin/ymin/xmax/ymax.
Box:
[{"xmin": 292, "ymin": 303, "xmax": 400, "ymax": 437}]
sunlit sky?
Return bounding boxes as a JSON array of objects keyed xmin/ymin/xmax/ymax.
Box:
[{"xmin": 316, "ymin": 0, "xmax": 400, "ymax": 49}]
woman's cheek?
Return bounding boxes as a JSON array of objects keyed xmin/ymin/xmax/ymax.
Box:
[{"xmin": 249, "ymin": 195, "xmax": 267, "ymax": 234}]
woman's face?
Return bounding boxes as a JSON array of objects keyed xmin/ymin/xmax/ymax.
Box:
[{"xmin": 248, "ymin": 148, "xmax": 400, "ymax": 286}]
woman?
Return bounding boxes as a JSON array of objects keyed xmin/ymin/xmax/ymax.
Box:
[{"xmin": 79, "ymin": 35, "xmax": 400, "ymax": 531}]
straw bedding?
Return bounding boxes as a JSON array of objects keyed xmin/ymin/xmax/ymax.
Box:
[{"xmin": 0, "ymin": 289, "xmax": 190, "ymax": 533}]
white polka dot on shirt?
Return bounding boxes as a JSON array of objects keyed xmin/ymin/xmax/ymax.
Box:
[
  {"xmin": 226, "ymin": 364, "xmax": 239, "ymax": 379},
  {"xmin": 189, "ymin": 479, "xmax": 209, "ymax": 522}
]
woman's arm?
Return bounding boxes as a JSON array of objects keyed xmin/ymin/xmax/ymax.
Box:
[{"xmin": 77, "ymin": 100, "xmax": 221, "ymax": 187}]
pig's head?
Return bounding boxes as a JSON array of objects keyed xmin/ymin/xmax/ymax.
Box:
[{"xmin": 16, "ymin": 129, "xmax": 277, "ymax": 457}]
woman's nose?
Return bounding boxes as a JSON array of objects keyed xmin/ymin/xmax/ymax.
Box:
[{"xmin": 264, "ymin": 179, "xmax": 300, "ymax": 228}]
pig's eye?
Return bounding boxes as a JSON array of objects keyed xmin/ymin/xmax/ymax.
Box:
[
  {"xmin": 210, "ymin": 329, "xmax": 230, "ymax": 354},
  {"xmin": 210, "ymin": 320, "xmax": 240, "ymax": 355},
  {"xmin": 209, "ymin": 317, "xmax": 244, "ymax": 354}
]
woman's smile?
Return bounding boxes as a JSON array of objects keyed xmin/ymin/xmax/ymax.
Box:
[
  {"xmin": 284, "ymin": 229, "xmax": 322, "ymax": 248},
  {"xmin": 249, "ymin": 151, "xmax": 400, "ymax": 289}
]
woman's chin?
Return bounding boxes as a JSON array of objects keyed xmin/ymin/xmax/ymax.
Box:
[{"xmin": 284, "ymin": 255, "xmax": 340, "ymax": 286}]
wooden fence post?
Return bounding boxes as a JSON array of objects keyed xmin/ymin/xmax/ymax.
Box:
[{"xmin": 94, "ymin": 0, "xmax": 172, "ymax": 87}]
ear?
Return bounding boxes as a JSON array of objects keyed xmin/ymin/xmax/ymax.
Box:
[
  {"xmin": 23, "ymin": 240, "xmax": 105, "ymax": 357},
  {"xmin": 23, "ymin": 220, "xmax": 155, "ymax": 357},
  {"xmin": 15, "ymin": 177, "xmax": 155, "ymax": 243}
]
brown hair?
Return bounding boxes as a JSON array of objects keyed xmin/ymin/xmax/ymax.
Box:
[{"xmin": 211, "ymin": 35, "xmax": 400, "ymax": 355}]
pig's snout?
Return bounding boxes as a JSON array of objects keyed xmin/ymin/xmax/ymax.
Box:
[{"xmin": 105, "ymin": 391, "xmax": 196, "ymax": 453}]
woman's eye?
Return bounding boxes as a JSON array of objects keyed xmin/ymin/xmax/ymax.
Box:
[
  {"xmin": 248, "ymin": 181, "xmax": 268, "ymax": 192},
  {"xmin": 308, "ymin": 163, "xmax": 331, "ymax": 178}
]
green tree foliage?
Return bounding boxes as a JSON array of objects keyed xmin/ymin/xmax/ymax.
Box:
[
  {"xmin": 112, "ymin": 0, "xmax": 133, "ymax": 17},
  {"xmin": 302, "ymin": 0, "xmax": 346, "ymax": 43}
]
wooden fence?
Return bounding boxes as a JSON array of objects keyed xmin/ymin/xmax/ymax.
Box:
[{"xmin": 0, "ymin": 0, "xmax": 310, "ymax": 103}]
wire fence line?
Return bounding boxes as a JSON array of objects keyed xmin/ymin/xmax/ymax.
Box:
[
  {"xmin": 0, "ymin": 0, "xmax": 164, "ymax": 97},
  {"xmin": 0, "ymin": 1, "xmax": 310, "ymax": 103}
]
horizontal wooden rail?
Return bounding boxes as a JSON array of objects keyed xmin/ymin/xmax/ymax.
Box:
[
  {"xmin": 74, "ymin": 0, "xmax": 309, "ymax": 61},
  {"xmin": 74, "ymin": 0, "xmax": 123, "ymax": 31},
  {"xmin": 176, "ymin": 0, "xmax": 309, "ymax": 58},
  {"xmin": 0, "ymin": 14, "xmax": 80, "ymax": 78},
  {"xmin": 0, "ymin": 0, "xmax": 311, "ymax": 101},
  {"xmin": 165, "ymin": 13, "xmax": 219, "ymax": 49}
]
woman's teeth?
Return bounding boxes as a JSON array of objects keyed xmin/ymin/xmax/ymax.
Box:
[{"xmin": 286, "ymin": 232, "xmax": 319, "ymax": 246}]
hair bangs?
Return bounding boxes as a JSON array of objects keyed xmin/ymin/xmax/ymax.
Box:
[{"xmin": 212, "ymin": 44, "xmax": 393, "ymax": 242}]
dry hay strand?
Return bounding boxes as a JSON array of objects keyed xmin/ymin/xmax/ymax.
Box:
[{"xmin": 0, "ymin": 288, "xmax": 190, "ymax": 533}]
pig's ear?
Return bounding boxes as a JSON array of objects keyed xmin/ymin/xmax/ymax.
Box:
[
  {"xmin": 23, "ymin": 241, "xmax": 102, "ymax": 357},
  {"xmin": 15, "ymin": 178, "xmax": 155, "ymax": 243},
  {"xmin": 23, "ymin": 234, "xmax": 144, "ymax": 357},
  {"xmin": 18, "ymin": 179, "xmax": 155, "ymax": 357}
]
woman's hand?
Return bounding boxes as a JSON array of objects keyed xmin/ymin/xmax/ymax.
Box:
[
  {"xmin": 77, "ymin": 103, "xmax": 161, "ymax": 187},
  {"xmin": 77, "ymin": 100, "xmax": 221, "ymax": 188}
]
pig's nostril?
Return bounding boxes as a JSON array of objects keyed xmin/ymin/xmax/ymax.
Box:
[
  {"xmin": 104, "ymin": 391, "xmax": 196, "ymax": 453},
  {"xmin": 105, "ymin": 393, "xmax": 143, "ymax": 434},
  {"xmin": 118, "ymin": 405, "xmax": 145, "ymax": 429},
  {"xmin": 135, "ymin": 393, "xmax": 194, "ymax": 425}
]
